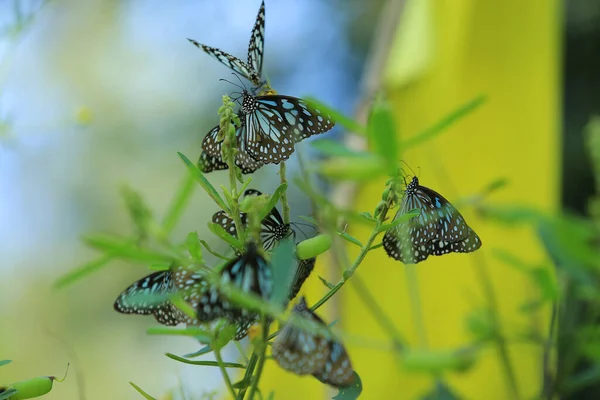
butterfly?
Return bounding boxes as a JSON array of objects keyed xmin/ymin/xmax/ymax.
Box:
[
  {"xmin": 212, "ymin": 189, "xmax": 292, "ymax": 251},
  {"xmin": 114, "ymin": 264, "xmax": 207, "ymax": 326},
  {"xmin": 382, "ymin": 176, "xmax": 482, "ymax": 264},
  {"xmin": 188, "ymin": 1, "xmax": 266, "ymax": 90},
  {"xmin": 271, "ymin": 297, "xmax": 355, "ymax": 388},
  {"xmin": 196, "ymin": 241, "xmax": 272, "ymax": 340},
  {"xmin": 238, "ymin": 91, "xmax": 335, "ymax": 164},
  {"xmin": 198, "ymin": 120, "xmax": 265, "ymax": 175}
]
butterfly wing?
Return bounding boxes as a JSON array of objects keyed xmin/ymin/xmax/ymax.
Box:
[
  {"xmin": 313, "ymin": 342, "xmax": 356, "ymax": 388},
  {"xmin": 243, "ymin": 94, "xmax": 335, "ymax": 164},
  {"xmin": 247, "ymin": 0, "xmax": 265, "ymax": 79},
  {"xmin": 188, "ymin": 39, "xmax": 257, "ymax": 84},
  {"xmin": 288, "ymin": 257, "xmax": 316, "ymax": 301},
  {"xmin": 383, "ymin": 178, "xmax": 482, "ymax": 263},
  {"xmin": 272, "ymin": 297, "xmax": 330, "ymax": 374},
  {"xmin": 113, "ymin": 270, "xmax": 184, "ymax": 326},
  {"xmin": 212, "ymin": 189, "xmax": 290, "ymax": 251},
  {"xmin": 416, "ymin": 186, "xmax": 482, "ymax": 255},
  {"xmin": 198, "ymin": 124, "xmax": 264, "ymax": 174}
]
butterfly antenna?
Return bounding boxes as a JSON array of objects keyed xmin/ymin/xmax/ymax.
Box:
[
  {"xmin": 291, "ymin": 222, "xmax": 313, "ymax": 240},
  {"xmin": 399, "ymin": 160, "xmax": 419, "ymax": 180},
  {"xmin": 219, "ymin": 77, "xmax": 244, "ymax": 91}
]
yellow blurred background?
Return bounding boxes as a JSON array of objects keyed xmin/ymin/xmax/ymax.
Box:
[{"xmin": 1, "ymin": 0, "xmax": 599, "ymax": 399}]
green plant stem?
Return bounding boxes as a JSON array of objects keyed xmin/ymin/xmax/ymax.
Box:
[
  {"xmin": 246, "ymin": 317, "xmax": 270, "ymax": 400},
  {"xmin": 236, "ymin": 353, "xmax": 258, "ymax": 400},
  {"xmin": 213, "ymin": 346, "xmax": 237, "ymax": 399},
  {"xmin": 473, "ymin": 255, "xmax": 521, "ymax": 400},
  {"xmin": 405, "ymin": 264, "xmax": 428, "ymax": 348},
  {"xmin": 279, "ymin": 162, "xmax": 291, "ymax": 224},
  {"xmin": 347, "ymin": 273, "xmax": 405, "ymax": 350},
  {"xmin": 225, "ymin": 151, "xmax": 246, "ymax": 244}
]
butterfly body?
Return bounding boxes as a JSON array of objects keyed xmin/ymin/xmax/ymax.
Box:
[
  {"xmin": 212, "ymin": 189, "xmax": 292, "ymax": 251},
  {"xmin": 383, "ymin": 177, "xmax": 482, "ymax": 264},
  {"xmin": 197, "ymin": 242, "xmax": 272, "ymax": 340}
]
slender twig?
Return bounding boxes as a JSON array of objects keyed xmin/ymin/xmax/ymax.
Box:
[
  {"xmin": 472, "ymin": 253, "xmax": 521, "ymax": 400},
  {"xmin": 246, "ymin": 317, "xmax": 270, "ymax": 400},
  {"xmin": 214, "ymin": 346, "xmax": 237, "ymax": 399},
  {"xmin": 405, "ymin": 264, "xmax": 428, "ymax": 348},
  {"xmin": 279, "ymin": 162, "xmax": 291, "ymax": 224}
]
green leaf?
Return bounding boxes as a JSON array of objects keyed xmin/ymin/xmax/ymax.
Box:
[
  {"xmin": 212, "ymin": 324, "xmax": 237, "ymax": 351},
  {"xmin": 0, "ymin": 388, "xmax": 18, "ymax": 400},
  {"xmin": 260, "ymin": 183, "xmax": 288, "ymax": 221},
  {"xmin": 332, "ymin": 372, "xmax": 362, "ymax": 400},
  {"xmin": 318, "ymin": 155, "xmax": 387, "ymax": 181},
  {"xmin": 270, "ymin": 239, "xmax": 296, "ymax": 305},
  {"xmin": 304, "ymin": 97, "xmax": 367, "ymax": 135},
  {"xmin": 367, "ymin": 97, "xmax": 398, "ymax": 167},
  {"xmin": 232, "ymin": 379, "xmax": 252, "ymax": 389},
  {"xmin": 161, "ymin": 173, "xmax": 196, "ymax": 236},
  {"xmin": 148, "ymin": 263, "xmax": 170, "ymax": 271},
  {"xmin": 530, "ymin": 267, "xmax": 558, "ymax": 302},
  {"xmin": 82, "ymin": 234, "xmax": 174, "ymax": 263},
  {"xmin": 129, "ymin": 382, "xmax": 157, "ymax": 400},
  {"xmin": 208, "ymin": 222, "xmax": 243, "ymax": 250},
  {"xmin": 378, "ymin": 209, "xmax": 421, "ymax": 232},
  {"xmin": 165, "ymin": 353, "xmax": 245, "ymax": 368},
  {"xmin": 54, "ymin": 253, "xmax": 114, "ymax": 289},
  {"xmin": 478, "ymin": 204, "xmax": 544, "ymax": 225},
  {"xmin": 337, "ymin": 231, "xmax": 362, "ymax": 247},
  {"xmin": 311, "ymin": 139, "xmax": 371, "ymax": 158},
  {"xmin": 420, "ymin": 381, "xmax": 461, "ymax": 400},
  {"xmin": 199, "ymin": 239, "xmax": 229, "ymax": 260},
  {"xmin": 170, "ymin": 294, "xmax": 197, "ymax": 320},
  {"xmin": 147, "ymin": 327, "xmax": 212, "ymax": 339},
  {"xmin": 0, "ymin": 360, "xmax": 12, "ymax": 367},
  {"xmin": 177, "ymin": 152, "xmax": 228, "ymax": 210},
  {"xmin": 318, "ymin": 276, "xmax": 335, "ymax": 290},
  {"xmin": 186, "ymin": 231, "xmax": 204, "ymax": 263},
  {"xmin": 402, "ymin": 348, "xmax": 476, "ymax": 374},
  {"xmin": 120, "ymin": 185, "xmax": 153, "ymax": 242},
  {"xmin": 183, "ymin": 345, "xmax": 213, "ymax": 358},
  {"xmin": 402, "ymin": 95, "xmax": 486, "ymax": 149}
]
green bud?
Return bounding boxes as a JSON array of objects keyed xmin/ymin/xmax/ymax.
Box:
[
  {"xmin": 318, "ymin": 156, "xmax": 386, "ymax": 181},
  {"xmin": 296, "ymin": 234, "xmax": 332, "ymax": 260},
  {"xmin": 401, "ymin": 348, "xmax": 476, "ymax": 374},
  {"xmin": 5, "ymin": 377, "xmax": 54, "ymax": 399}
]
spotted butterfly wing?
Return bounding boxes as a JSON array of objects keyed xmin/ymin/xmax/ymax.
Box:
[
  {"xmin": 247, "ymin": 0, "xmax": 265, "ymax": 78},
  {"xmin": 240, "ymin": 92, "xmax": 336, "ymax": 164},
  {"xmin": 211, "ymin": 189, "xmax": 292, "ymax": 251},
  {"xmin": 196, "ymin": 242, "xmax": 272, "ymax": 340},
  {"xmin": 272, "ymin": 297, "xmax": 330, "ymax": 375},
  {"xmin": 198, "ymin": 123, "xmax": 265, "ymax": 175},
  {"xmin": 114, "ymin": 265, "xmax": 206, "ymax": 326},
  {"xmin": 288, "ymin": 256, "xmax": 316, "ymax": 301},
  {"xmin": 187, "ymin": 1, "xmax": 265, "ymax": 88},
  {"xmin": 272, "ymin": 297, "xmax": 355, "ymax": 387},
  {"xmin": 313, "ymin": 342, "xmax": 356, "ymax": 388},
  {"xmin": 383, "ymin": 177, "xmax": 482, "ymax": 264}
]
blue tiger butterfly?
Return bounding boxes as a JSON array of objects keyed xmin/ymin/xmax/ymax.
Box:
[
  {"xmin": 272, "ymin": 297, "xmax": 355, "ymax": 388},
  {"xmin": 383, "ymin": 176, "xmax": 482, "ymax": 264},
  {"xmin": 188, "ymin": 1, "xmax": 266, "ymax": 90}
]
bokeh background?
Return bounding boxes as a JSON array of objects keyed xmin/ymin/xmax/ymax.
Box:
[{"xmin": 1, "ymin": 0, "xmax": 599, "ymax": 399}]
